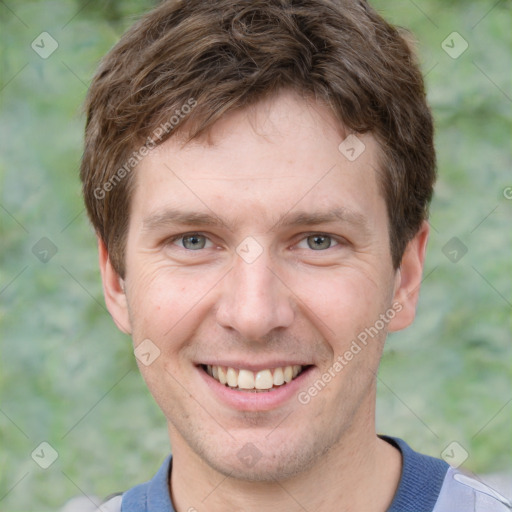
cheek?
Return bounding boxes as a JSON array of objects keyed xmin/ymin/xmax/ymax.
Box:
[
  {"xmin": 126, "ymin": 265, "xmax": 216, "ymax": 413},
  {"xmin": 126, "ymin": 263, "xmax": 206, "ymax": 339},
  {"xmin": 294, "ymin": 267, "xmax": 385, "ymax": 338}
]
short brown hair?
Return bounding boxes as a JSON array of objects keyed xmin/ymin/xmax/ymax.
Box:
[{"xmin": 81, "ymin": 0, "xmax": 436, "ymax": 277}]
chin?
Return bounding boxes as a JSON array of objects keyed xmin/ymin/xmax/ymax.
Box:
[
  {"xmin": 206, "ymin": 453, "xmax": 309, "ymax": 482},
  {"xmin": 195, "ymin": 430, "xmax": 334, "ymax": 483}
]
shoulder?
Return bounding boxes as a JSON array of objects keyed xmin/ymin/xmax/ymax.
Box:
[
  {"xmin": 60, "ymin": 494, "xmax": 122, "ymax": 512},
  {"xmin": 382, "ymin": 436, "xmax": 511, "ymax": 512},
  {"xmin": 61, "ymin": 454, "xmax": 172, "ymax": 512},
  {"xmin": 110, "ymin": 455, "xmax": 174, "ymax": 512},
  {"xmin": 100, "ymin": 494, "xmax": 123, "ymax": 512},
  {"xmin": 433, "ymin": 467, "xmax": 512, "ymax": 512}
]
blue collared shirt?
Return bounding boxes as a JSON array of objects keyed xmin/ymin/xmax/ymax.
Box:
[{"xmin": 102, "ymin": 436, "xmax": 511, "ymax": 511}]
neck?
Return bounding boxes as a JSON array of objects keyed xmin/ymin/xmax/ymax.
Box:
[{"xmin": 168, "ymin": 420, "xmax": 401, "ymax": 512}]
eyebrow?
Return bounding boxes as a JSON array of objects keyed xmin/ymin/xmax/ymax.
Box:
[
  {"xmin": 142, "ymin": 209, "xmax": 228, "ymax": 232},
  {"xmin": 142, "ymin": 207, "xmax": 369, "ymax": 234},
  {"xmin": 270, "ymin": 208, "xmax": 369, "ymax": 233}
]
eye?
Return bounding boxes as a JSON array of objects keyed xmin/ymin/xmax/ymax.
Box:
[
  {"xmin": 298, "ymin": 234, "xmax": 339, "ymax": 251},
  {"xmin": 173, "ymin": 233, "xmax": 211, "ymax": 250}
]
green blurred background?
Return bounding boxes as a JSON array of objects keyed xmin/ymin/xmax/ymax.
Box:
[{"xmin": 1, "ymin": 0, "xmax": 510, "ymax": 510}]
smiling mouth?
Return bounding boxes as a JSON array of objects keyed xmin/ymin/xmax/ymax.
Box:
[{"xmin": 200, "ymin": 364, "xmax": 310, "ymax": 392}]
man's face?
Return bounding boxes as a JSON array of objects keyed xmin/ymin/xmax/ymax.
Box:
[{"xmin": 103, "ymin": 90, "xmax": 421, "ymax": 480}]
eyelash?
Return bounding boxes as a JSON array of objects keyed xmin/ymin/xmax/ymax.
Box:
[
  {"xmin": 295, "ymin": 233, "xmax": 341, "ymax": 250},
  {"xmin": 167, "ymin": 232, "xmax": 345, "ymax": 251},
  {"xmin": 163, "ymin": 232, "xmax": 208, "ymax": 250}
]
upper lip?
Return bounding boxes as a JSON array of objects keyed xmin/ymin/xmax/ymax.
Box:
[{"xmin": 198, "ymin": 361, "xmax": 312, "ymax": 372}]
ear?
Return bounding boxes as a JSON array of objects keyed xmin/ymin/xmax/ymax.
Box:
[
  {"xmin": 388, "ymin": 221, "xmax": 430, "ymax": 332},
  {"xmin": 97, "ymin": 236, "xmax": 132, "ymax": 334}
]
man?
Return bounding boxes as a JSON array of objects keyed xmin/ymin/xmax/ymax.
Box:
[{"xmin": 79, "ymin": 0, "xmax": 511, "ymax": 510}]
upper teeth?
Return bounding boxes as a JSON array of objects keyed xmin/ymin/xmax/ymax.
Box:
[{"xmin": 206, "ymin": 365, "xmax": 303, "ymax": 390}]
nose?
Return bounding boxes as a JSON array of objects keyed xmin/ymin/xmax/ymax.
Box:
[{"xmin": 216, "ymin": 252, "xmax": 295, "ymax": 341}]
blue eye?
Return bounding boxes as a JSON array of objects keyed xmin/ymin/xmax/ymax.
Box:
[
  {"xmin": 302, "ymin": 234, "xmax": 338, "ymax": 250},
  {"xmin": 178, "ymin": 234, "xmax": 208, "ymax": 250},
  {"xmin": 307, "ymin": 235, "xmax": 332, "ymax": 250}
]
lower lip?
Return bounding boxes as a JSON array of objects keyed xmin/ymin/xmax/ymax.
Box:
[{"xmin": 197, "ymin": 365, "xmax": 314, "ymax": 412}]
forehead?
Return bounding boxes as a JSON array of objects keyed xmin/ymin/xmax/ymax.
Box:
[{"xmin": 130, "ymin": 90, "xmax": 385, "ymax": 232}]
